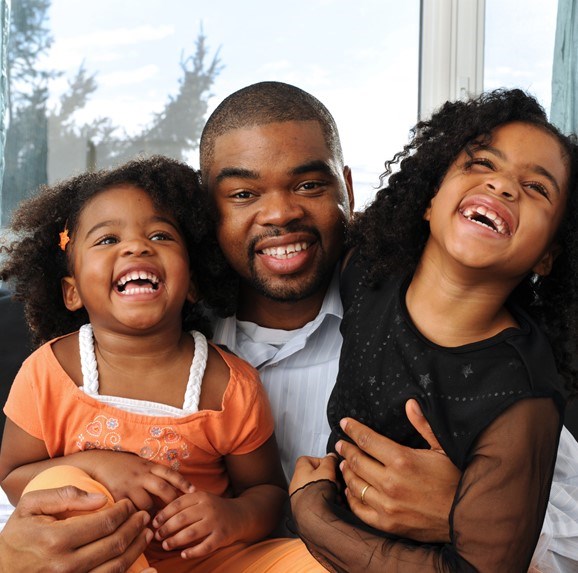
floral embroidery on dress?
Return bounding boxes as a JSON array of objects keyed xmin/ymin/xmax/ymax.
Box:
[
  {"xmin": 76, "ymin": 419, "xmax": 189, "ymax": 471},
  {"xmin": 140, "ymin": 426, "xmax": 190, "ymax": 471},
  {"xmin": 77, "ymin": 414, "xmax": 122, "ymax": 451}
]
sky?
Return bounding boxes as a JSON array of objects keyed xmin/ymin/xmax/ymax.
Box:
[
  {"xmin": 43, "ymin": 0, "xmax": 557, "ymax": 208},
  {"xmin": 44, "ymin": 0, "xmax": 420, "ymax": 207}
]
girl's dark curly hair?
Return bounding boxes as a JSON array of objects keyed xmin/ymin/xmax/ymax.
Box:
[
  {"xmin": 349, "ymin": 89, "xmax": 578, "ymax": 395},
  {"xmin": 1, "ymin": 155, "xmax": 237, "ymax": 346}
]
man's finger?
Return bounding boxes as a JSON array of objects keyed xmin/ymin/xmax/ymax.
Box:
[
  {"xmin": 339, "ymin": 417, "xmax": 401, "ymax": 464},
  {"xmin": 338, "ymin": 439, "xmax": 389, "ymax": 495},
  {"xmin": 19, "ymin": 486, "xmax": 108, "ymax": 519},
  {"xmin": 86, "ymin": 519, "xmax": 154, "ymax": 573},
  {"xmin": 57, "ymin": 499, "xmax": 146, "ymax": 550},
  {"xmin": 405, "ymin": 399, "xmax": 443, "ymax": 451}
]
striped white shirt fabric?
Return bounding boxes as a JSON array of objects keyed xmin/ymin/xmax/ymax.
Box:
[
  {"xmin": 212, "ymin": 270, "xmax": 578, "ymax": 572},
  {"xmin": 532, "ymin": 427, "xmax": 578, "ymax": 572},
  {"xmin": 212, "ymin": 270, "xmax": 343, "ymax": 480}
]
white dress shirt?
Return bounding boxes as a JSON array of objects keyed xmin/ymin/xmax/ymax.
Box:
[
  {"xmin": 212, "ymin": 270, "xmax": 343, "ymax": 479},
  {"xmin": 532, "ymin": 426, "xmax": 578, "ymax": 572},
  {"xmin": 212, "ymin": 269, "xmax": 578, "ymax": 573}
]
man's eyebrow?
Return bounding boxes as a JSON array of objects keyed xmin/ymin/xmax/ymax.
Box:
[
  {"xmin": 215, "ymin": 167, "xmax": 259, "ymax": 183},
  {"xmin": 473, "ymin": 144, "xmax": 562, "ymax": 196},
  {"xmin": 214, "ymin": 160, "xmax": 335, "ymax": 184},
  {"xmin": 290, "ymin": 160, "xmax": 335, "ymax": 177}
]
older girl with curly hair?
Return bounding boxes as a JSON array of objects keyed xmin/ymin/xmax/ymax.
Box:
[{"xmin": 290, "ymin": 89, "xmax": 578, "ymax": 572}]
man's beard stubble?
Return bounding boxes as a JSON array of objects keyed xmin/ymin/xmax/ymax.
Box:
[{"xmin": 245, "ymin": 225, "xmax": 333, "ymax": 303}]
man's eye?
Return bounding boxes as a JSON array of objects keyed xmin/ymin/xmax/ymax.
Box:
[
  {"xmin": 298, "ymin": 181, "xmax": 326, "ymax": 192},
  {"xmin": 231, "ymin": 190, "xmax": 255, "ymax": 199}
]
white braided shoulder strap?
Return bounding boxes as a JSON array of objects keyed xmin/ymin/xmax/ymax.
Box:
[
  {"xmin": 79, "ymin": 324, "xmax": 99, "ymax": 394},
  {"xmin": 78, "ymin": 324, "xmax": 207, "ymax": 413},
  {"xmin": 182, "ymin": 330, "xmax": 208, "ymax": 413}
]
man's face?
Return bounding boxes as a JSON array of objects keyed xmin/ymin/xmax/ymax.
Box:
[{"xmin": 206, "ymin": 121, "xmax": 353, "ymax": 305}]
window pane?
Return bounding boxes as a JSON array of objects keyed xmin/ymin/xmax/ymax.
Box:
[
  {"xmin": 0, "ymin": 0, "xmax": 419, "ymax": 225},
  {"xmin": 484, "ymin": 0, "xmax": 557, "ymax": 111}
]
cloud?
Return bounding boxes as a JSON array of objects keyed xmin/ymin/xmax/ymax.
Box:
[
  {"xmin": 55, "ymin": 25, "xmax": 174, "ymax": 50},
  {"xmin": 99, "ymin": 65, "xmax": 160, "ymax": 88},
  {"xmin": 46, "ymin": 26, "xmax": 174, "ymax": 70},
  {"xmin": 71, "ymin": 95, "xmax": 165, "ymax": 135}
]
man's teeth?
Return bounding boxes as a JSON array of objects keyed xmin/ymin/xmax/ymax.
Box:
[
  {"xmin": 116, "ymin": 270, "xmax": 159, "ymax": 294},
  {"xmin": 261, "ymin": 242, "xmax": 309, "ymax": 259},
  {"xmin": 461, "ymin": 205, "xmax": 510, "ymax": 235}
]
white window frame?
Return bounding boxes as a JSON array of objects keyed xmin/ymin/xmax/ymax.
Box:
[{"xmin": 419, "ymin": 0, "xmax": 486, "ymax": 119}]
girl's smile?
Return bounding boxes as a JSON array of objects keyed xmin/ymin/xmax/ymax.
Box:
[{"xmin": 458, "ymin": 193, "xmax": 514, "ymax": 236}]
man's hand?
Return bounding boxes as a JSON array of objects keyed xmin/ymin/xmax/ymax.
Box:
[
  {"xmin": 337, "ymin": 399, "xmax": 461, "ymax": 543},
  {"xmin": 0, "ymin": 486, "xmax": 157, "ymax": 573}
]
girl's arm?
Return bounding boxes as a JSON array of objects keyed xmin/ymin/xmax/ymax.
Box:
[
  {"xmin": 225, "ymin": 433, "xmax": 288, "ymax": 538},
  {"xmin": 153, "ymin": 434, "xmax": 288, "ymax": 558},
  {"xmin": 290, "ymin": 397, "xmax": 560, "ymax": 573},
  {"xmin": 0, "ymin": 419, "xmax": 55, "ymax": 503},
  {"xmin": 0, "ymin": 418, "xmax": 192, "ymax": 509}
]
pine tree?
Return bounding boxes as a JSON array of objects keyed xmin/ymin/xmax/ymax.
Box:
[
  {"xmin": 1, "ymin": 0, "xmax": 221, "ymax": 225},
  {"xmin": 2, "ymin": 0, "xmax": 55, "ymax": 225}
]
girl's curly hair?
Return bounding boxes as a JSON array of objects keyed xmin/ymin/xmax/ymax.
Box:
[
  {"xmin": 349, "ymin": 89, "xmax": 578, "ymax": 395},
  {"xmin": 1, "ymin": 155, "xmax": 237, "ymax": 346}
]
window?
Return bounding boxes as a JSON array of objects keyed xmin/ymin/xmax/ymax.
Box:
[
  {"xmin": 0, "ymin": 0, "xmax": 420, "ymax": 224},
  {"xmin": 484, "ymin": 0, "xmax": 557, "ymax": 110}
]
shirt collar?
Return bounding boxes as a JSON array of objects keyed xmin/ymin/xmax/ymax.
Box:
[{"xmin": 211, "ymin": 265, "xmax": 342, "ymax": 360}]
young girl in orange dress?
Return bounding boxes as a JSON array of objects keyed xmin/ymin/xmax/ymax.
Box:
[{"xmin": 0, "ymin": 156, "xmax": 322, "ymax": 572}]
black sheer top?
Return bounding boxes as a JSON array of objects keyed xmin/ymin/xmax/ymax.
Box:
[{"xmin": 291, "ymin": 254, "xmax": 566, "ymax": 572}]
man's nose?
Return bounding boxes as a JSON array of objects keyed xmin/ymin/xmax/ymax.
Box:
[{"xmin": 256, "ymin": 191, "xmax": 305, "ymax": 226}]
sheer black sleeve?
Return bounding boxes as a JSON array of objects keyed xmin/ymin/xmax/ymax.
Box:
[{"xmin": 291, "ymin": 398, "xmax": 561, "ymax": 572}]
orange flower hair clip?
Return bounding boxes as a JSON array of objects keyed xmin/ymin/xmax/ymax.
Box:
[{"xmin": 59, "ymin": 222, "xmax": 70, "ymax": 251}]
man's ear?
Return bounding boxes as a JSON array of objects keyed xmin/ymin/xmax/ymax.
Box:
[
  {"xmin": 343, "ymin": 166, "xmax": 355, "ymax": 216},
  {"xmin": 61, "ymin": 276, "xmax": 84, "ymax": 311},
  {"xmin": 532, "ymin": 244, "xmax": 561, "ymax": 277}
]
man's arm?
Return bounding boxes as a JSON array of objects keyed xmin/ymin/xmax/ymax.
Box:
[
  {"xmin": 340, "ymin": 400, "xmax": 578, "ymax": 572},
  {"xmin": 0, "ymin": 486, "xmax": 156, "ymax": 573},
  {"xmin": 292, "ymin": 398, "xmax": 558, "ymax": 571}
]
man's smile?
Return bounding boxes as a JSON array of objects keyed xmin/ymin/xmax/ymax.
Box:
[{"xmin": 260, "ymin": 241, "xmax": 310, "ymax": 259}]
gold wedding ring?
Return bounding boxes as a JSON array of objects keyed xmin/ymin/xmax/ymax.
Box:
[{"xmin": 360, "ymin": 484, "xmax": 370, "ymax": 504}]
